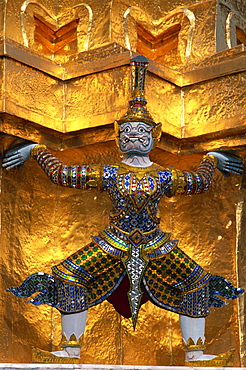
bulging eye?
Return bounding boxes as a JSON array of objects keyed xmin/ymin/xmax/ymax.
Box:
[
  {"xmin": 138, "ymin": 126, "xmax": 146, "ymax": 133},
  {"xmin": 124, "ymin": 126, "xmax": 131, "ymax": 133}
]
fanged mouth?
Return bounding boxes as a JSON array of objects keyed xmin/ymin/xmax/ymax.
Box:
[{"xmin": 122, "ymin": 137, "xmax": 147, "ymax": 145}]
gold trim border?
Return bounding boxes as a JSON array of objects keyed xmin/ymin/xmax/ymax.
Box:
[{"xmin": 0, "ymin": 38, "xmax": 246, "ymax": 87}]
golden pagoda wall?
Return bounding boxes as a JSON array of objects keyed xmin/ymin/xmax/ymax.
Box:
[
  {"xmin": 1, "ymin": 0, "xmax": 246, "ymax": 141},
  {"xmin": 0, "ymin": 0, "xmax": 235, "ymax": 63},
  {"xmin": 0, "ymin": 0, "xmax": 246, "ymax": 366},
  {"xmin": 1, "ymin": 56, "xmax": 246, "ymax": 145}
]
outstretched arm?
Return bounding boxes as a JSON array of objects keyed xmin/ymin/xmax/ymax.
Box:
[
  {"xmin": 167, "ymin": 154, "xmax": 216, "ymax": 196},
  {"xmin": 166, "ymin": 152, "xmax": 243, "ymax": 197},
  {"xmin": 2, "ymin": 144, "xmax": 101, "ymax": 190}
]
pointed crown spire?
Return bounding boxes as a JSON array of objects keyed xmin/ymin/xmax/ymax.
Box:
[
  {"xmin": 117, "ymin": 55, "xmax": 157, "ymax": 127},
  {"xmin": 115, "ymin": 55, "xmax": 162, "ymax": 148}
]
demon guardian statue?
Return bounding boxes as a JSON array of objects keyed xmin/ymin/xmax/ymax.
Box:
[{"xmin": 2, "ymin": 56, "xmax": 244, "ymax": 366}]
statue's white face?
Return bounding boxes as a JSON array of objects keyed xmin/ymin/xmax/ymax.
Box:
[{"xmin": 119, "ymin": 121, "xmax": 153, "ymax": 154}]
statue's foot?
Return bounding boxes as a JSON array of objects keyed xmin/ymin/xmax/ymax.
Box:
[
  {"xmin": 185, "ymin": 349, "xmax": 235, "ymax": 367},
  {"xmin": 32, "ymin": 347, "xmax": 80, "ymax": 363},
  {"xmin": 186, "ymin": 351, "xmax": 215, "ymax": 361},
  {"xmin": 51, "ymin": 349, "xmax": 80, "ymax": 358}
]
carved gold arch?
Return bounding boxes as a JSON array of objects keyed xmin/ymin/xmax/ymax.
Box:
[
  {"xmin": 20, "ymin": 1, "xmax": 93, "ymax": 54},
  {"xmin": 123, "ymin": 6, "xmax": 195, "ymax": 63},
  {"xmin": 226, "ymin": 9, "xmax": 246, "ymax": 49}
]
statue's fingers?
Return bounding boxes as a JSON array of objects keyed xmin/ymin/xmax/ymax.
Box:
[
  {"xmin": 4, "ymin": 149, "xmax": 20, "ymax": 158},
  {"xmin": 224, "ymin": 162, "xmax": 243, "ymax": 169},
  {"xmin": 225, "ymin": 158, "xmax": 244, "ymax": 166},
  {"xmin": 2, "ymin": 157, "xmax": 20, "ymax": 166},
  {"xmin": 224, "ymin": 164, "xmax": 244, "ymax": 174},
  {"xmin": 225, "ymin": 157, "xmax": 243, "ymax": 165},
  {"xmin": 233, "ymin": 162, "xmax": 244, "ymax": 168},
  {"xmin": 2, "ymin": 153, "xmax": 20, "ymax": 163},
  {"xmin": 224, "ymin": 163, "xmax": 242, "ymax": 171},
  {"xmin": 4, "ymin": 163, "xmax": 19, "ymax": 170},
  {"xmin": 225, "ymin": 163, "xmax": 244, "ymax": 172},
  {"xmin": 2, "ymin": 158, "xmax": 22, "ymax": 169},
  {"xmin": 229, "ymin": 169, "xmax": 243, "ymax": 175},
  {"xmin": 234, "ymin": 166, "xmax": 244, "ymax": 172},
  {"xmin": 224, "ymin": 160, "xmax": 244, "ymax": 167}
]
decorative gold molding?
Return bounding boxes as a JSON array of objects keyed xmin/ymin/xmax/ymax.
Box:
[
  {"xmin": 184, "ymin": 337, "xmax": 206, "ymax": 351},
  {"xmin": 0, "ymin": 38, "xmax": 246, "ymax": 86},
  {"xmin": 61, "ymin": 333, "xmax": 84, "ymax": 348},
  {"xmin": 30, "ymin": 144, "xmax": 47, "ymax": 157}
]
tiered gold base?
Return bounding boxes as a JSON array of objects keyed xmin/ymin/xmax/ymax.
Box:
[
  {"xmin": 185, "ymin": 349, "xmax": 235, "ymax": 367},
  {"xmin": 32, "ymin": 347, "xmax": 80, "ymax": 364}
]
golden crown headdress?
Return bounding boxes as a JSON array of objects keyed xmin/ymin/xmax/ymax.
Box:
[{"xmin": 115, "ymin": 55, "xmax": 162, "ymax": 148}]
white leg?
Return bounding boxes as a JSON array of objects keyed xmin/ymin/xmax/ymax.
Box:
[
  {"xmin": 180, "ymin": 315, "xmax": 205, "ymax": 344},
  {"xmin": 179, "ymin": 314, "xmax": 215, "ymax": 361},
  {"xmin": 52, "ymin": 310, "xmax": 88, "ymax": 358},
  {"xmin": 62, "ymin": 310, "xmax": 88, "ymax": 340}
]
